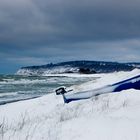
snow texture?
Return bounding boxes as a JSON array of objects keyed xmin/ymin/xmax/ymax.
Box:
[
  {"xmin": 1, "ymin": 69, "xmax": 140, "ymax": 140},
  {"xmin": 16, "ymin": 66, "xmax": 79, "ymax": 76}
]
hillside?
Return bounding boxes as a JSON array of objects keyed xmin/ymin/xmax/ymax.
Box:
[{"xmin": 16, "ymin": 61, "xmax": 140, "ymax": 76}]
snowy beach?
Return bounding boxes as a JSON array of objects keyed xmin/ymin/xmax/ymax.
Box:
[
  {"xmin": 1, "ymin": 69, "xmax": 140, "ymax": 140},
  {"xmin": 1, "ymin": 0, "xmax": 140, "ymax": 139}
]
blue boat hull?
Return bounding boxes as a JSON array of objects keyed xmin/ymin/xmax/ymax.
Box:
[{"xmin": 63, "ymin": 74, "xmax": 140, "ymax": 103}]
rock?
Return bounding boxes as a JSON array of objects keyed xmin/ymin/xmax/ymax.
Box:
[{"xmin": 78, "ymin": 68, "xmax": 96, "ymax": 74}]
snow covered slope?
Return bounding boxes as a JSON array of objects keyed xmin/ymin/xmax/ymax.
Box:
[
  {"xmin": 16, "ymin": 61, "xmax": 136, "ymax": 76},
  {"xmin": 1, "ymin": 69, "xmax": 140, "ymax": 140},
  {"xmin": 16, "ymin": 66, "xmax": 79, "ymax": 76}
]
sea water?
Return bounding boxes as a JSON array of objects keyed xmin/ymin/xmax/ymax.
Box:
[{"xmin": 0, "ymin": 74, "xmax": 95, "ymax": 105}]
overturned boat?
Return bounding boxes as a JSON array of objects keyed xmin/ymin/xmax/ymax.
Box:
[{"xmin": 56, "ymin": 74, "xmax": 140, "ymax": 103}]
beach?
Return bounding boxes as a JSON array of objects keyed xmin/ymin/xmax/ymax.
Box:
[{"xmin": 0, "ymin": 69, "xmax": 140, "ymax": 140}]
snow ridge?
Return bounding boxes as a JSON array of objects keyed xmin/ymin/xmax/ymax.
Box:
[{"xmin": 1, "ymin": 69, "xmax": 140, "ymax": 140}]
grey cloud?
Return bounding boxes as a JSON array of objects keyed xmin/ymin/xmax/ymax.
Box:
[
  {"xmin": 41, "ymin": 40, "xmax": 140, "ymax": 62},
  {"xmin": 3, "ymin": 39, "xmax": 140, "ymax": 64},
  {"xmin": 1, "ymin": 0, "xmax": 140, "ymax": 73},
  {"xmin": 0, "ymin": 0, "xmax": 140, "ymax": 47}
]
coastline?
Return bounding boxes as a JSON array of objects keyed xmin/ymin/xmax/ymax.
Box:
[{"xmin": 1, "ymin": 69, "xmax": 140, "ymax": 140}]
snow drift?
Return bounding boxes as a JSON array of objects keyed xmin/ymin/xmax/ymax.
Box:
[{"xmin": 0, "ymin": 69, "xmax": 140, "ymax": 140}]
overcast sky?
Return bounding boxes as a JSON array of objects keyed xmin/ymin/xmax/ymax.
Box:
[{"xmin": 0, "ymin": 0, "xmax": 140, "ymax": 73}]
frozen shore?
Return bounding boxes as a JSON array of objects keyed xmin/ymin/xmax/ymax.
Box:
[{"xmin": 0, "ymin": 69, "xmax": 140, "ymax": 140}]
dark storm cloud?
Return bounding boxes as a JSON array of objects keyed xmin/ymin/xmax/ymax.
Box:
[
  {"xmin": 0, "ymin": 0, "xmax": 140, "ymax": 46},
  {"xmin": 1, "ymin": 0, "xmax": 140, "ymax": 73}
]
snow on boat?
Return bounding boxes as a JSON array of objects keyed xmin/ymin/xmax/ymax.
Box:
[{"xmin": 56, "ymin": 74, "xmax": 140, "ymax": 103}]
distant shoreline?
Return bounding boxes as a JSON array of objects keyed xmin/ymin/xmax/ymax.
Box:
[{"xmin": 0, "ymin": 96, "xmax": 41, "ymax": 106}]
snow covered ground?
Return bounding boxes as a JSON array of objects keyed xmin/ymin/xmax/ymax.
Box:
[{"xmin": 0, "ymin": 69, "xmax": 140, "ymax": 140}]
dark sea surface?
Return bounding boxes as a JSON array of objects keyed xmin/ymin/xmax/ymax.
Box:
[{"xmin": 0, "ymin": 74, "xmax": 95, "ymax": 105}]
